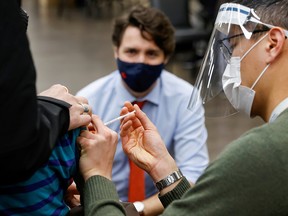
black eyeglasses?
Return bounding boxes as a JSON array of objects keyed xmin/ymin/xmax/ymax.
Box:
[{"xmin": 219, "ymin": 29, "xmax": 269, "ymax": 63}]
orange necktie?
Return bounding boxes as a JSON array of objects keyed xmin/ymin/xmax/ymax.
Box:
[{"xmin": 128, "ymin": 101, "xmax": 146, "ymax": 202}]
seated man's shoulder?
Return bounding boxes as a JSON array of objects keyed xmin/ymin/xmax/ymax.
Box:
[
  {"xmin": 77, "ymin": 72, "xmax": 116, "ymax": 97},
  {"xmin": 161, "ymin": 71, "xmax": 194, "ymax": 95}
]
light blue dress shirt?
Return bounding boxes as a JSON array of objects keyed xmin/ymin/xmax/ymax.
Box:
[{"xmin": 77, "ymin": 70, "xmax": 209, "ymax": 201}]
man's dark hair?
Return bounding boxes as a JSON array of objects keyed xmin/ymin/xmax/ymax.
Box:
[{"xmin": 112, "ymin": 5, "xmax": 175, "ymax": 58}]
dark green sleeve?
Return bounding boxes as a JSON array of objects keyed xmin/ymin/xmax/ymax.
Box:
[
  {"xmin": 158, "ymin": 177, "xmax": 191, "ymax": 207},
  {"xmin": 84, "ymin": 176, "xmax": 127, "ymax": 216},
  {"xmin": 83, "ymin": 175, "xmax": 191, "ymax": 216},
  {"xmin": 161, "ymin": 125, "xmax": 288, "ymax": 215}
]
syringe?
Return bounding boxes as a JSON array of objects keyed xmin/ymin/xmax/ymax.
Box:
[{"xmin": 104, "ymin": 110, "xmax": 136, "ymax": 126}]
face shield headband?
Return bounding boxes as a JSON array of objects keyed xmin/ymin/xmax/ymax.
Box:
[{"xmin": 188, "ymin": 2, "xmax": 288, "ymax": 117}]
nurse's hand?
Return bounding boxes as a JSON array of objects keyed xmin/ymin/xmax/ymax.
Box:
[
  {"xmin": 78, "ymin": 115, "xmax": 118, "ymax": 181},
  {"xmin": 119, "ymin": 101, "xmax": 178, "ymax": 183}
]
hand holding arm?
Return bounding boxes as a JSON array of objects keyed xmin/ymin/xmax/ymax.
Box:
[{"xmin": 38, "ymin": 84, "xmax": 92, "ymax": 130}]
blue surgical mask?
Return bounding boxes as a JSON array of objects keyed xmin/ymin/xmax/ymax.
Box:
[{"xmin": 117, "ymin": 58, "xmax": 164, "ymax": 92}]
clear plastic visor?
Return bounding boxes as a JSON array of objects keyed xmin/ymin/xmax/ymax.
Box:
[{"xmin": 188, "ymin": 3, "xmax": 261, "ymax": 117}]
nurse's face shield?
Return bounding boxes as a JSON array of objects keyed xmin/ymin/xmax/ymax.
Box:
[{"xmin": 188, "ymin": 3, "xmax": 288, "ymax": 117}]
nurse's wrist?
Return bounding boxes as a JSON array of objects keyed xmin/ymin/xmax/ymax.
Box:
[{"xmin": 149, "ymin": 155, "xmax": 178, "ymax": 183}]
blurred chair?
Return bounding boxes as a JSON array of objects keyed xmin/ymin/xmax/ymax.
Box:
[
  {"xmin": 57, "ymin": 0, "xmax": 66, "ymax": 16},
  {"xmin": 149, "ymin": 0, "xmax": 212, "ymax": 78},
  {"xmin": 84, "ymin": 0, "xmax": 125, "ymax": 17},
  {"xmin": 198, "ymin": 0, "xmax": 220, "ymax": 29},
  {"xmin": 57, "ymin": 0, "xmax": 78, "ymax": 17}
]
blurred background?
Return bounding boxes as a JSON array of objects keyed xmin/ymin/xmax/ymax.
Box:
[{"xmin": 22, "ymin": 0, "xmax": 263, "ymax": 161}]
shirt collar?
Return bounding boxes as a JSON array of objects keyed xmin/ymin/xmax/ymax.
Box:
[{"xmin": 269, "ymin": 97, "xmax": 288, "ymax": 123}]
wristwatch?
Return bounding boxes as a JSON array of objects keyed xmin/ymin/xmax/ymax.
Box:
[
  {"xmin": 133, "ymin": 201, "xmax": 144, "ymax": 215},
  {"xmin": 155, "ymin": 169, "xmax": 183, "ymax": 191}
]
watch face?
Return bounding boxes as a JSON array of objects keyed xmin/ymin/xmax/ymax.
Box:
[{"xmin": 133, "ymin": 201, "xmax": 144, "ymax": 213}]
